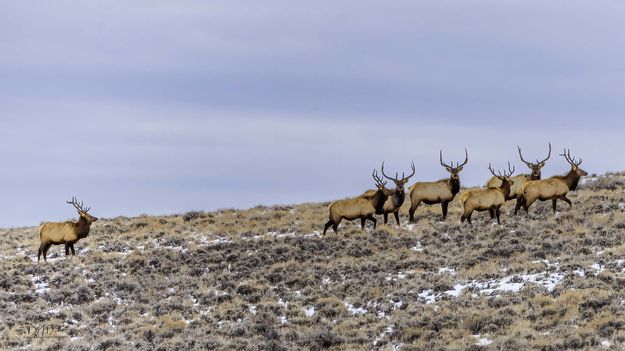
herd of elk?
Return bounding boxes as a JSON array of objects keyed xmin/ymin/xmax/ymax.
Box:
[
  {"xmin": 38, "ymin": 197, "xmax": 98, "ymax": 262},
  {"xmin": 31, "ymin": 146, "xmax": 589, "ymax": 263},
  {"xmin": 408, "ymin": 149, "xmax": 468, "ymax": 222},
  {"xmin": 322, "ymin": 146, "xmax": 588, "ymax": 233}
]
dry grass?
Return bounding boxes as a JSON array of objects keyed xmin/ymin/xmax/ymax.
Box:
[{"xmin": 0, "ymin": 173, "xmax": 624, "ymax": 350}]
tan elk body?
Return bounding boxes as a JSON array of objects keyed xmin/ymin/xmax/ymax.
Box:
[
  {"xmin": 37, "ymin": 197, "xmax": 98, "ymax": 262},
  {"xmin": 408, "ymin": 149, "xmax": 468, "ymax": 222},
  {"xmin": 518, "ymin": 150, "xmax": 587, "ymax": 215},
  {"xmin": 323, "ymin": 170, "xmax": 394, "ymax": 235},
  {"xmin": 461, "ymin": 163, "xmax": 515, "ymax": 225}
]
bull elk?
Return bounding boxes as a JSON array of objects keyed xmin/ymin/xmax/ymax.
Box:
[
  {"xmin": 323, "ymin": 170, "xmax": 394, "ymax": 235},
  {"xmin": 408, "ymin": 149, "xmax": 468, "ymax": 222},
  {"xmin": 461, "ymin": 163, "xmax": 515, "ymax": 225},
  {"xmin": 486, "ymin": 143, "xmax": 551, "ymax": 215},
  {"xmin": 518, "ymin": 149, "xmax": 588, "ymax": 215},
  {"xmin": 378, "ymin": 161, "xmax": 416, "ymax": 225},
  {"xmin": 37, "ymin": 197, "xmax": 98, "ymax": 262}
]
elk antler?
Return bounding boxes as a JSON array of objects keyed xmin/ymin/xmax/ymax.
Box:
[
  {"xmin": 402, "ymin": 161, "xmax": 416, "ymax": 181},
  {"xmin": 67, "ymin": 196, "xmax": 90, "ymax": 213},
  {"xmin": 560, "ymin": 149, "xmax": 582, "ymax": 166},
  {"xmin": 536, "ymin": 142, "xmax": 551, "ymax": 165},
  {"xmin": 518, "ymin": 146, "xmax": 532, "ymax": 168},
  {"xmin": 489, "ymin": 163, "xmax": 515, "ymax": 179},
  {"xmin": 372, "ymin": 169, "xmax": 388, "ymax": 188},
  {"xmin": 381, "ymin": 161, "xmax": 416, "ymax": 183},
  {"xmin": 519, "ymin": 142, "xmax": 551, "ymax": 167},
  {"xmin": 441, "ymin": 149, "xmax": 468, "ymax": 170},
  {"xmin": 457, "ymin": 148, "xmax": 469, "ymax": 168}
]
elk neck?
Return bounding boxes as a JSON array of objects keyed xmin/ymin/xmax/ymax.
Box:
[
  {"xmin": 392, "ymin": 190, "xmax": 405, "ymax": 207},
  {"xmin": 564, "ymin": 168, "xmax": 581, "ymax": 191},
  {"xmin": 371, "ymin": 189, "xmax": 389, "ymax": 212},
  {"xmin": 448, "ymin": 177, "xmax": 460, "ymax": 195},
  {"xmin": 75, "ymin": 216, "xmax": 92, "ymax": 238},
  {"xmin": 499, "ymin": 180, "xmax": 513, "ymax": 199}
]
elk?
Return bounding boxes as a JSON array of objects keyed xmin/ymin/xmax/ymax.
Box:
[
  {"xmin": 408, "ymin": 149, "xmax": 468, "ymax": 222},
  {"xmin": 378, "ymin": 161, "xmax": 416, "ymax": 225},
  {"xmin": 323, "ymin": 170, "xmax": 394, "ymax": 235},
  {"xmin": 37, "ymin": 197, "xmax": 98, "ymax": 262},
  {"xmin": 461, "ymin": 163, "xmax": 515, "ymax": 225},
  {"xmin": 486, "ymin": 143, "xmax": 551, "ymax": 213},
  {"xmin": 518, "ymin": 149, "xmax": 587, "ymax": 215}
]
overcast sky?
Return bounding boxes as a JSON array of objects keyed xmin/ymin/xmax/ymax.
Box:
[{"xmin": 1, "ymin": 1, "xmax": 624, "ymax": 227}]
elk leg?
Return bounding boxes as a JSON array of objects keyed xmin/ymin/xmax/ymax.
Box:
[
  {"xmin": 43, "ymin": 243, "xmax": 52, "ymax": 262},
  {"xmin": 466, "ymin": 213, "xmax": 472, "ymax": 225},
  {"xmin": 408, "ymin": 201, "xmax": 421, "ymax": 223},
  {"xmin": 514, "ymin": 197, "xmax": 524, "ymax": 215},
  {"xmin": 37, "ymin": 242, "xmax": 47, "ymax": 262},
  {"xmin": 383, "ymin": 213, "xmax": 389, "ymax": 224},
  {"xmin": 394, "ymin": 211, "xmax": 400, "ymax": 225},
  {"xmin": 323, "ymin": 219, "xmax": 333, "ymax": 235},
  {"xmin": 552, "ymin": 199, "xmax": 558, "ymax": 213},
  {"xmin": 441, "ymin": 201, "xmax": 449, "ymax": 220},
  {"xmin": 361, "ymin": 217, "xmax": 366, "ymax": 229},
  {"xmin": 65, "ymin": 244, "xmax": 70, "ymax": 256},
  {"xmin": 71, "ymin": 244, "xmax": 76, "ymax": 256},
  {"xmin": 332, "ymin": 223, "xmax": 339, "ymax": 233},
  {"xmin": 495, "ymin": 207, "xmax": 501, "ymax": 225},
  {"xmin": 489, "ymin": 209, "xmax": 495, "ymax": 219},
  {"xmin": 366, "ymin": 215, "xmax": 377, "ymax": 229},
  {"xmin": 560, "ymin": 195, "xmax": 572, "ymax": 207}
]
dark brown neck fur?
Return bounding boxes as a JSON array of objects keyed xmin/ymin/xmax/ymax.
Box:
[
  {"xmin": 553, "ymin": 168, "xmax": 581, "ymax": 191},
  {"xmin": 370, "ymin": 189, "xmax": 389, "ymax": 212},
  {"xmin": 448, "ymin": 177, "xmax": 460, "ymax": 195},
  {"xmin": 75, "ymin": 216, "xmax": 92, "ymax": 239}
]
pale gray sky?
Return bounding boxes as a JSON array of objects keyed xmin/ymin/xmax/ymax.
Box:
[{"xmin": 1, "ymin": 1, "xmax": 624, "ymax": 227}]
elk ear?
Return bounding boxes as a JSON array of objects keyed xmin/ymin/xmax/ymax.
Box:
[
  {"xmin": 539, "ymin": 162, "xmax": 545, "ymax": 167},
  {"xmin": 445, "ymin": 167, "xmax": 453, "ymax": 172},
  {"xmin": 457, "ymin": 166, "xmax": 464, "ymax": 172}
]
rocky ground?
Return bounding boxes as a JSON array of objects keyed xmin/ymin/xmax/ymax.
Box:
[{"xmin": 0, "ymin": 173, "xmax": 624, "ymax": 350}]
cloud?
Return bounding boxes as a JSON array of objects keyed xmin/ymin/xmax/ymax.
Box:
[{"xmin": 0, "ymin": 1, "xmax": 623, "ymax": 226}]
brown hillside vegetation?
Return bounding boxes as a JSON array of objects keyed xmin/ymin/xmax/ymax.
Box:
[{"xmin": 1, "ymin": 173, "xmax": 625, "ymax": 350}]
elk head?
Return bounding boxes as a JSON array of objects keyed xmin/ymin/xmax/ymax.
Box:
[
  {"xmin": 67, "ymin": 197, "xmax": 98, "ymax": 224},
  {"xmin": 561, "ymin": 149, "xmax": 588, "ymax": 177},
  {"xmin": 381, "ymin": 161, "xmax": 416, "ymax": 194},
  {"xmin": 372, "ymin": 170, "xmax": 395, "ymax": 197},
  {"xmin": 518, "ymin": 142, "xmax": 551, "ymax": 180},
  {"xmin": 440, "ymin": 148, "xmax": 468, "ymax": 181}
]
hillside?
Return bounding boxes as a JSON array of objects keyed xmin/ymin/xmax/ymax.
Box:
[{"xmin": 1, "ymin": 173, "xmax": 624, "ymax": 350}]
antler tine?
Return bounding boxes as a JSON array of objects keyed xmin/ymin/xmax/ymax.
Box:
[
  {"xmin": 507, "ymin": 162, "xmax": 515, "ymax": 177},
  {"xmin": 518, "ymin": 146, "xmax": 533, "ymax": 167},
  {"xmin": 372, "ymin": 169, "xmax": 387, "ymax": 187},
  {"xmin": 440, "ymin": 150, "xmax": 451, "ymax": 168},
  {"xmin": 539, "ymin": 142, "xmax": 552, "ymax": 164},
  {"xmin": 458, "ymin": 148, "xmax": 469, "ymax": 168},
  {"xmin": 488, "ymin": 163, "xmax": 498, "ymax": 177},
  {"xmin": 402, "ymin": 161, "xmax": 416, "ymax": 181},
  {"xmin": 380, "ymin": 162, "xmax": 398, "ymax": 182},
  {"xmin": 567, "ymin": 149, "xmax": 582, "ymax": 166}
]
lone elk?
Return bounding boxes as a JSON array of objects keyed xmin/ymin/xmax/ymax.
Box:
[{"xmin": 37, "ymin": 197, "xmax": 98, "ymax": 262}]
